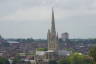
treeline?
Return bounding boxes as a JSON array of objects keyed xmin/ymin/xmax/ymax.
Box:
[
  {"xmin": 7, "ymin": 38, "xmax": 47, "ymax": 43},
  {"xmin": 6, "ymin": 38, "xmax": 96, "ymax": 44},
  {"xmin": 49, "ymin": 46, "xmax": 96, "ymax": 64}
]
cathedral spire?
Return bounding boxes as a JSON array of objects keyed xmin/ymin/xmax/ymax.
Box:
[
  {"xmin": 51, "ymin": 8, "xmax": 56, "ymax": 34},
  {"xmin": 48, "ymin": 8, "xmax": 59, "ymax": 51}
]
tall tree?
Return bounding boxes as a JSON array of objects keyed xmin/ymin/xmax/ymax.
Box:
[
  {"xmin": 48, "ymin": 60, "xmax": 57, "ymax": 64},
  {"xmin": 0, "ymin": 57, "xmax": 10, "ymax": 64},
  {"xmin": 89, "ymin": 46, "xmax": 96, "ymax": 63},
  {"xmin": 58, "ymin": 53, "xmax": 93, "ymax": 64}
]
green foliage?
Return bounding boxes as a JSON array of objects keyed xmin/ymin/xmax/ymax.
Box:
[
  {"xmin": 48, "ymin": 60, "xmax": 57, "ymax": 64},
  {"xmin": 58, "ymin": 58, "xmax": 69, "ymax": 64},
  {"xmin": 0, "ymin": 57, "xmax": 10, "ymax": 64},
  {"xmin": 37, "ymin": 48, "xmax": 48, "ymax": 51},
  {"xmin": 58, "ymin": 53, "xmax": 93, "ymax": 64},
  {"xmin": 89, "ymin": 46, "xmax": 96, "ymax": 62},
  {"xmin": 13, "ymin": 57, "xmax": 21, "ymax": 63},
  {"xmin": 67, "ymin": 53, "xmax": 85, "ymax": 64}
]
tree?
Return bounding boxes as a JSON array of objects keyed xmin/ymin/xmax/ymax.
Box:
[
  {"xmin": 48, "ymin": 60, "xmax": 57, "ymax": 64},
  {"xmin": 58, "ymin": 53, "xmax": 93, "ymax": 64},
  {"xmin": 89, "ymin": 46, "xmax": 96, "ymax": 63},
  {"xmin": 0, "ymin": 57, "xmax": 10, "ymax": 64},
  {"xmin": 58, "ymin": 58, "xmax": 69, "ymax": 64},
  {"xmin": 12, "ymin": 57, "xmax": 21, "ymax": 64},
  {"xmin": 37, "ymin": 48, "xmax": 48, "ymax": 51}
]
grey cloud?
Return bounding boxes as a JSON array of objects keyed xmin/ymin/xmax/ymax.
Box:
[
  {"xmin": 0, "ymin": 0, "xmax": 96, "ymax": 15},
  {"xmin": 0, "ymin": 0, "xmax": 96, "ymax": 38}
]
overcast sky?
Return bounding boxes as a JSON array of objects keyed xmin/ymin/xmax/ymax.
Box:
[{"xmin": 0, "ymin": 0, "xmax": 96, "ymax": 39}]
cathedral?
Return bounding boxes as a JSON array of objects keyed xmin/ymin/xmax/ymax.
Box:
[
  {"xmin": 35, "ymin": 9, "xmax": 71, "ymax": 64},
  {"xmin": 48, "ymin": 8, "xmax": 59, "ymax": 51}
]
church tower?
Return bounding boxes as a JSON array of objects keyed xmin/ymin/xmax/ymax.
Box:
[{"xmin": 48, "ymin": 9, "xmax": 59, "ymax": 51}]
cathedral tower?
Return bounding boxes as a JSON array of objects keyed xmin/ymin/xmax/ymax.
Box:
[{"xmin": 48, "ymin": 9, "xmax": 59, "ymax": 51}]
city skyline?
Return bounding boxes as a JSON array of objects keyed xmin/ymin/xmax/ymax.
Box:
[{"xmin": 0, "ymin": 0, "xmax": 96, "ymax": 39}]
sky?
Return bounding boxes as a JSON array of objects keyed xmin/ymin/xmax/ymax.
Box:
[{"xmin": 0, "ymin": 0, "xmax": 96, "ymax": 39}]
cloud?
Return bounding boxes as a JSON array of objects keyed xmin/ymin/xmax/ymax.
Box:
[
  {"xmin": 0, "ymin": 7, "xmax": 49, "ymax": 21},
  {"xmin": 1, "ymin": 7, "xmax": 96, "ymax": 21},
  {"xmin": 0, "ymin": 7, "xmax": 65, "ymax": 21},
  {"xmin": 0, "ymin": 0, "xmax": 96, "ymax": 21},
  {"xmin": 0, "ymin": 0, "xmax": 96, "ymax": 38}
]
